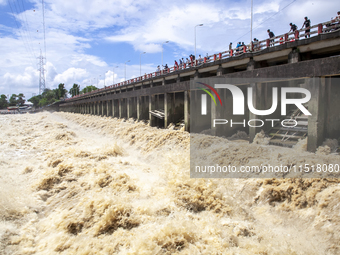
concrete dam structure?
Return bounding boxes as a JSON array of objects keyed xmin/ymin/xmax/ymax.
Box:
[{"xmin": 60, "ymin": 25, "xmax": 340, "ymax": 152}]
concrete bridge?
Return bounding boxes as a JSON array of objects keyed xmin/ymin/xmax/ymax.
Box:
[{"xmin": 60, "ymin": 25, "xmax": 340, "ymax": 152}]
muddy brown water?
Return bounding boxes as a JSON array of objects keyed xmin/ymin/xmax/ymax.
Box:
[{"xmin": 0, "ymin": 112, "xmax": 339, "ymax": 254}]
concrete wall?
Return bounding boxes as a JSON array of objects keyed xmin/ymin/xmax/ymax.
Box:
[{"xmin": 59, "ymin": 37, "xmax": 340, "ymax": 151}]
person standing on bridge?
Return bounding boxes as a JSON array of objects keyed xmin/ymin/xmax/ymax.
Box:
[
  {"xmin": 301, "ymin": 17, "xmax": 311, "ymax": 38},
  {"xmin": 267, "ymin": 29, "xmax": 275, "ymax": 46},
  {"xmin": 156, "ymin": 65, "xmax": 160, "ymax": 76},
  {"xmin": 174, "ymin": 60, "xmax": 179, "ymax": 70}
]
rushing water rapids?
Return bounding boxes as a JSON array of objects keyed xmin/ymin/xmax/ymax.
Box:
[{"xmin": 0, "ymin": 112, "xmax": 340, "ymax": 254}]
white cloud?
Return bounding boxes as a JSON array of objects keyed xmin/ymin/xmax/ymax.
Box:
[
  {"xmin": 53, "ymin": 67, "xmax": 88, "ymax": 86},
  {"xmin": 1, "ymin": 0, "xmax": 339, "ymax": 98}
]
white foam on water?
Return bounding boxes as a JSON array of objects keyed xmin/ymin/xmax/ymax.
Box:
[{"xmin": 0, "ymin": 112, "xmax": 339, "ymax": 254}]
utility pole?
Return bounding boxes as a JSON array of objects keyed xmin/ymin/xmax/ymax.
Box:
[
  {"xmin": 250, "ymin": 0, "xmax": 253, "ymax": 51},
  {"xmin": 162, "ymin": 41, "xmax": 169, "ymax": 67},
  {"xmin": 195, "ymin": 24, "xmax": 203, "ymax": 60},
  {"xmin": 140, "ymin": 52, "xmax": 146, "ymax": 76},
  {"xmin": 113, "ymin": 66, "xmax": 118, "ymax": 84},
  {"xmin": 37, "ymin": 49, "xmax": 46, "ymax": 95},
  {"xmin": 125, "ymin": 60, "xmax": 130, "ymax": 81}
]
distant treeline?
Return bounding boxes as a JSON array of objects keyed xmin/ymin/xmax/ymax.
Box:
[
  {"xmin": 0, "ymin": 84, "xmax": 98, "ymax": 109},
  {"xmin": 0, "ymin": 93, "xmax": 25, "ymax": 109}
]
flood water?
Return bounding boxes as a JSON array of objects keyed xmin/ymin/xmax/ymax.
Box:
[{"xmin": 0, "ymin": 112, "xmax": 339, "ymax": 254}]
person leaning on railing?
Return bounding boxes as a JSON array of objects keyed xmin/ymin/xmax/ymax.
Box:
[
  {"xmin": 289, "ymin": 23, "xmax": 297, "ymax": 33},
  {"xmin": 333, "ymin": 11, "xmax": 340, "ymax": 23},
  {"xmin": 236, "ymin": 42, "xmax": 241, "ymax": 54},
  {"xmin": 331, "ymin": 11, "xmax": 340, "ymax": 30}
]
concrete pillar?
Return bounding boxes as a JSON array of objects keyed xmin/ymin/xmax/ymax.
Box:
[
  {"xmin": 97, "ymin": 102, "xmax": 100, "ymax": 115},
  {"xmin": 137, "ymin": 96, "xmax": 149, "ymax": 121},
  {"xmin": 249, "ymin": 83, "xmax": 263, "ymax": 142},
  {"xmin": 107, "ymin": 100, "xmax": 112, "ymax": 117},
  {"xmin": 112, "ymin": 100, "xmax": 116, "ymax": 118},
  {"xmin": 288, "ymin": 49, "xmax": 300, "ymax": 64},
  {"xmin": 164, "ymin": 93, "xmax": 169, "ymax": 127},
  {"xmin": 149, "ymin": 95, "xmax": 155, "ymax": 126},
  {"xmin": 248, "ymin": 82, "xmax": 282, "ymax": 142},
  {"xmin": 217, "ymin": 65, "xmax": 232, "ymax": 76},
  {"xmin": 127, "ymin": 98, "xmax": 132, "ymax": 119},
  {"xmin": 137, "ymin": 97, "xmax": 141, "ymax": 120},
  {"xmin": 119, "ymin": 99, "xmax": 123, "ymax": 118},
  {"xmin": 194, "ymin": 70, "xmax": 201, "ymax": 80},
  {"xmin": 184, "ymin": 91, "xmax": 190, "ymax": 131},
  {"xmin": 307, "ymin": 78, "xmax": 326, "ymax": 152},
  {"xmin": 247, "ymin": 59, "xmax": 256, "ymax": 71}
]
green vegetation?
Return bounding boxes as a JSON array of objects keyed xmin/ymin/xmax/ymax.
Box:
[
  {"xmin": 1, "ymin": 83, "xmax": 98, "ymax": 109},
  {"xmin": 0, "ymin": 94, "xmax": 8, "ymax": 109},
  {"xmin": 81, "ymin": 85, "xmax": 98, "ymax": 94},
  {"xmin": 0, "ymin": 93, "xmax": 26, "ymax": 109},
  {"xmin": 69, "ymin": 84, "xmax": 98, "ymax": 96},
  {"xmin": 28, "ymin": 83, "xmax": 68, "ymax": 108},
  {"xmin": 69, "ymin": 83, "xmax": 80, "ymax": 97}
]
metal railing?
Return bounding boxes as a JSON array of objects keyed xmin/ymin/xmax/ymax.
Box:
[{"xmin": 66, "ymin": 19, "xmax": 340, "ymax": 101}]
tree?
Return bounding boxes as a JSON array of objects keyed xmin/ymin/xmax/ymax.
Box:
[
  {"xmin": 17, "ymin": 93, "xmax": 25, "ymax": 105},
  {"xmin": 9, "ymin": 94, "xmax": 18, "ymax": 106},
  {"xmin": 69, "ymin": 83, "xmax": 80, "ymax": 97},
  {"xmin": 38, "ymin": 98, "xmax": 48, "ymax": 107},
  {"xmin": 81, "ymin": 85, "xmax": 98, "ymax": 94},
  {"xmin": 0, "ymin": 94, "xmax": 8, "ymax": 109},
  {"xmin": 58, "ymin": 83, "xmax": 67, "ymax": 99},
  {"xmin": 28, "ymin": 95, "xmax": 42, "ymax": 107}
]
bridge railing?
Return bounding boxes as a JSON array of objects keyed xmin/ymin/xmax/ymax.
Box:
[{"xmin": 66, "ymin": 19, "xmax": 340, "ymax": 101}]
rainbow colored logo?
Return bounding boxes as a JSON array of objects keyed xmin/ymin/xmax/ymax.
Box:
[{"xmin": 197, "ymin": 82, "xmax": 222, "ymax": 106}]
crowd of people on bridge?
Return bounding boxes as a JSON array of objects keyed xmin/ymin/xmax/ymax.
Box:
[{"xmin": 155, "ymin": 12, "xmax": 340, "ymax": 75}]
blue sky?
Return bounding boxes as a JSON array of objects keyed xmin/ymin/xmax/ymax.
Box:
[{"xmin": 0, "ymin": 0, "xmax": 338, "ymax": 99}]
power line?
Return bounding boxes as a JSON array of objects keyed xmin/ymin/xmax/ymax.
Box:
[
  {"xmin": 19, "ymin": 0, "xmax": 37, "ymax": 59},
  {"xmin": 233, "ymin": 0, "xmax": 298, "ymax": 44},
  {"xmin": 7, "ymin": 0, "xmax": 36, "ymax": 67},
  {"xmin": 11, "ymin": 0, "xmax": 36, "ymax": 60}
]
